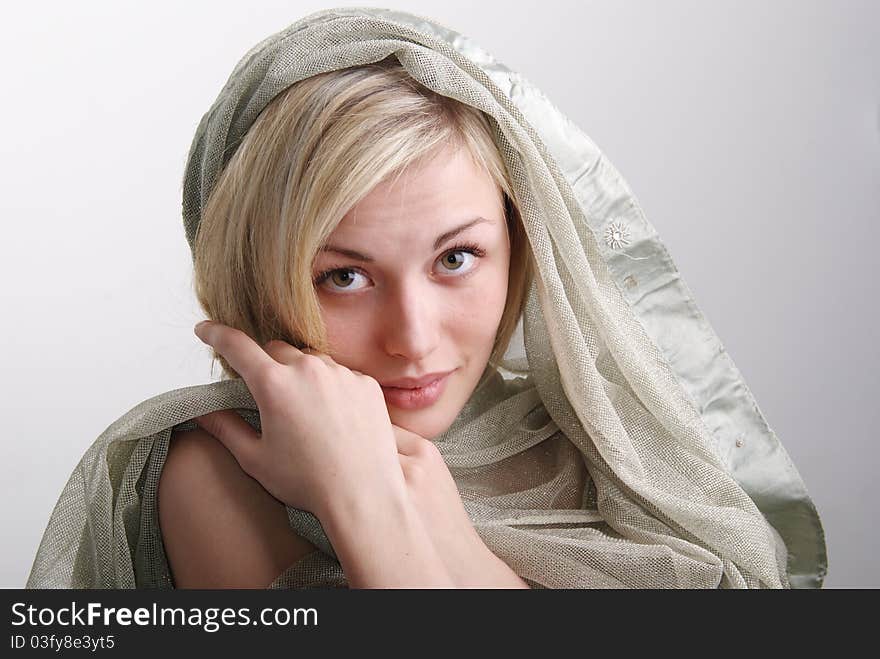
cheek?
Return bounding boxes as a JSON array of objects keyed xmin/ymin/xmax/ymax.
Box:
[
  {"xmin": 458, "ymin": 263, "xmax": 510, "ymax": 341},
  {"xmin": 319, "ymin": 308, "xmax": 369, "ymax": 362}
]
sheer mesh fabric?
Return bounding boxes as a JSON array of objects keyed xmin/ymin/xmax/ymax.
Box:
[{"xmin": 26, "ymin": 7, "xmax": 825, "ymax": 589}]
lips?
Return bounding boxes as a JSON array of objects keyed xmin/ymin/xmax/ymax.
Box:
[
  {"xmin": 379, "ymin": 369, "xmax": 455, "ymax": 389},
  {"xmin": 379, "ymin": 370, "xmax": 454, "ymax": 410}
]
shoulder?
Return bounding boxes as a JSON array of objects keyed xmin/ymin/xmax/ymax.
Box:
[{"xmin": 158, "ymin": 425, "xmax": 317, "ymax": 588}]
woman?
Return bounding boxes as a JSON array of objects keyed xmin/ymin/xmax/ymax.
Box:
[
  {"xmin": 26, "ymin": 7, "xmax": 826, "ymax": 589},
  {"xmin": 163, "ymin": 66, "xmax": 535, "ymax": 586}
]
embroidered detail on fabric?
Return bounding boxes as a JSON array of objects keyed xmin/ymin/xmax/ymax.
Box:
[{"xmin": 604, "ymin": 220, "xmax": 631, "ymax": 250}]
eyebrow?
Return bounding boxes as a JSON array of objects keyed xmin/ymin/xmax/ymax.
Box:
[{"xmin": 318, "ymin": 216, "xmax": 494, "ymax": 262}]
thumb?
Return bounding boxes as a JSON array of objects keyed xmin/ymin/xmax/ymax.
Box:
[{"xmin": 194, "ymin": 409, "xmax": 260, "ymax": 471}]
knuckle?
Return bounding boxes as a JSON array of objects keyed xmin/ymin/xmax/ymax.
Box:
[
  {"xmin": 293, "ymin": 355, "xmax": 331, "ymax": 391},
  {"xmin": 299, "ymin": 353, "xmax": 327, "ymax": 373},
  {"xmin": 254, "ymin": 361, "xmax": 282, "ymax": 386},
  {"xmin": 360, "ymin": 373, "xmax": 382, "ymax": 394},
  {"xmin": 362, "ymin": 372, "xmax": 380, "ymax": 387},
  {"xmin": 222, "ymin": 326, "xmax": 246, "ymax": 346},
  {"xmin": 404, "ymin": 462, "xmax": 426, "ymax": 483},
  {"xmin": 263, "ymin": 339, "xmax": 287, "ymax": 352},
  {"xmin": 253, "ymin": 364, "xmax": 287, "ymax": 401},
  {"xmin": 414, "ymin": 439, "xmax": 440, "ymax": 461}
]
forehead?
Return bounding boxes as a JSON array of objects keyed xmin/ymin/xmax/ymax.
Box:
[{"xmin": 331, "ymin": 143, "xmax": 502, "ymax": 238}]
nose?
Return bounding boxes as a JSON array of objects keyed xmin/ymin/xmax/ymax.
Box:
[{"xmin": 381, "ymin": 279, "xmax": 441, "ymax": 362}]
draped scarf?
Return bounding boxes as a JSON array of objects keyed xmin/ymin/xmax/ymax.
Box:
[{"xmin": 26, "ymin": 7, "xmax": 826, "ymax": 589}]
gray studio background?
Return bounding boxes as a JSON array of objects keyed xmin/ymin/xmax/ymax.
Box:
[{"xmin": 1, "ymin": 0, "xmax": 876, "ymax": 588}]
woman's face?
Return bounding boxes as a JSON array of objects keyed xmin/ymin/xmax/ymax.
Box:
[{"xmin": 311, "ymin": 142, "xmax": 511, "ymax": 439}]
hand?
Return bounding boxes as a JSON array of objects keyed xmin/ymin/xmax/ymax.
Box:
[
  {"xmin": 392, "ymin": 425, "xmax": 530, "ymax": 588},
  {"xmin": 390, "ymin": 424, "xmax": 488, "ymax": 583},
  {"xmin": 192, "ymin": 321, "xmax": 408, "ymax": 520}
]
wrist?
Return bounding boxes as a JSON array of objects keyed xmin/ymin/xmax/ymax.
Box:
[
  {"xmin": 449, "ymin": 533, "xmax": 531, "ymax": 589},
  {"xmin": 316, "ymin": 473, "xmax": 410, "ymax": 528},
  {"xmin": 319, "ymin": 488, "xmax": 454, "ymax": 588},
  {"xmin": 319, "ymin": 481, "xmax": 411, "ymax": 540}
]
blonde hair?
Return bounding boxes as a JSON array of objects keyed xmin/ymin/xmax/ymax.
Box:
[{"xmin": 193, "ymin": 56, "xmax": 534, "ymax": 379}]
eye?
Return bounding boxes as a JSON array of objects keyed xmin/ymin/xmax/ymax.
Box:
[
  {"xmin": 437, "ymin": 241, "xmax": 485, "ymax": 275},
  {"xmin": 313, "ymin": 268, "xmax": 370, "ymax": 292},
  {"xmin": 313, "ymin": 241, "xmax": 487, "ymax": 294}
]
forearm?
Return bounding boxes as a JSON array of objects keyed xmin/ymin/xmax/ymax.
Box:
[
  {"xmin": 446, "ymin": 533, "xmax": 531, "ymax": 589},
  {"xmin": 471, "ymin": 548, "xmax": 531, "ymax": 588},
  {"xmin": 320, "ymin": 492, "xmax": 456, "ymax": 588}
]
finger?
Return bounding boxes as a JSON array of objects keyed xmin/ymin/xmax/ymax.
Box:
[
  {"xmin": 392, "ymin": 424, "xmax": 427, "ymax": 457},
  {"xmin": 194, "ymin": 321, "xmax": 279, "ymax": 384},
  {"xmin": 267, "ymin": 341, "xmax": 352, "ymax": 373},
  {"xmin": 194, "ymin": 409, "xmax": 261, "ymax": 470},
  {"xmin": 299, "ymin": 346, "xmax": 337, "ymax": 367},
  {"xmin": 261, "ymin": 338, "xmax": 334, "ymax": 366},
  {"xmin": 262, "ymin": 339, "xmax": 308, "ymax": 365}
]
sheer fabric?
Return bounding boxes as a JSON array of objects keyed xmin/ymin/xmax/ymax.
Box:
[{"xmin": 27, "ymin": 7, "xmax": 826, "ymax": 589}]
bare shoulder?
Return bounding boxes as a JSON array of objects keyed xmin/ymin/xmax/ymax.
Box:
[{"xmin": 158, "ymin": 425, "xmax": 317, "ymax": 588}]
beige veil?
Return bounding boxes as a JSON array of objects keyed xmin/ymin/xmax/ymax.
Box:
[{"xmin": 26, "ymin": 7, "xmax": 826, "ymax": 589}]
